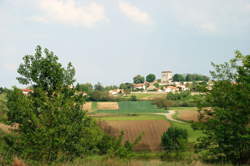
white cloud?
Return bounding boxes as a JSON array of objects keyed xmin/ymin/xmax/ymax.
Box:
[
  {"xmin": 118, "ymin": 1, "xmax": 152, "ymax": 24},
  {"xmin": 32, "ymin": 0, "xmax": 108, "ymax": 28},
  {"xmin": 168, "ymin": 0, "xmax": 250, "ymax": 33}
]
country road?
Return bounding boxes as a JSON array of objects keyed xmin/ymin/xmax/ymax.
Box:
[{"xmin": 156, "ymin": 110, "xmax": 186, "ymax": 124}]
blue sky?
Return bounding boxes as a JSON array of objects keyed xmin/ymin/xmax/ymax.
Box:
[{"xmin": 1, "ymin": 0, "xmax": 250, "ymax": 87}]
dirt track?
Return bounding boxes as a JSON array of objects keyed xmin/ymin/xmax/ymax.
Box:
[{"xmin": 155, "ymin": 110, "xmax": 186, "ymax": 123}]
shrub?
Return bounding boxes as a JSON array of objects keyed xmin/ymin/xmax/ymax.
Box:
[
  {"xmin": 88, "ymin": 91, "xmax": 114, "ymax": 101},
  {"xmin": 166, "ymin": 91, "xmax": 191, "ymax": 100},
  {"xmin": 152, "ymin": 99, "xmax": 173, "ymax": 109},
  {"xmin": 161, "ymin": 127, "xmax": 188, "ymax": 152},
  {"xmin": 130, "ymin": 95, "xmax": 137, "ymax": 101}
]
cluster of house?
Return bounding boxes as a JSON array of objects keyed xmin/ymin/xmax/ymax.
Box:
[{"xmin": 109, "ymin": 70, "xmax": 191, "ymax": 95}]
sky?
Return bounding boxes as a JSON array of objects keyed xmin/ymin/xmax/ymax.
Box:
[{"xmin": 1, "ymin": 0, "xmax": 250, "ymax": 87}]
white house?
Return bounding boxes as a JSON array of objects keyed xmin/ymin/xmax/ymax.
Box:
[{"xmin": 164, "ymin": 86, "xmax": 178, "ymax": 93}]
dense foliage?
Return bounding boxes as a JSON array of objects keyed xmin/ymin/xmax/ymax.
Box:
[
  {"xmin": 133, "ymin": 75, "xmax": 145, "ymax": 84},
  {"xmin": 195, "ymin": 51, "xmax": 250, "ymax": 165},
  {"xmin": 161, "ymin": 127, "xmax": 188, "ymax": 152},
  {"xmin": 76, "ymin": 83, "xmax": 93, "ymax": 93},
  {"xmin": 119, "ymin": 82, "xmax": 133, "ymax": 95},
  {"xmin": 0, "ymin": 94, "xmax": 8, "ymax": 123},
  {"xmin": 173, "ymin": 74, "xmax": 209, "ymax": 82},
  {"xmin": 166, "ymin": 91, "xmax": 191, "ymax": 100},
  {"xmin": 146, "ymin": 74, "xmax": 156, "ymax": 83}
]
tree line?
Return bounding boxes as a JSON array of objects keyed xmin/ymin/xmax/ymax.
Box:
[{"xmin": 173, "ymin": 73, "xmax": 209, "ymax": 82}]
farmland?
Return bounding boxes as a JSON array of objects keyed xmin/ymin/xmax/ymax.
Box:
[
  {"xmin": 177, "ymin": 110, "xmax": 199, "ymax": 122},
  {"xmin": 100, "ymin": 119, "xmax": 171, "ymax": 151},
  {"xmin": 121, "ymin": 92, "xmax": 167, "ymax": 101},
  {"xmin": 97, "ymin": 102, "xmax": 119, "ymax": 110},
  {"xmin": 94, "ymin": 101, "xmax": 166, "ymax": 114}
]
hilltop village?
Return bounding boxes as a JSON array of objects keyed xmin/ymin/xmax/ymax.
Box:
[{"xmin": 109, "ymin": 70, "xmax": 211, "ymax": 95}]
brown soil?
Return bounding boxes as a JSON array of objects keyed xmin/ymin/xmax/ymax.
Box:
[
  {"xmin": 99, "ymin": 120, "xmax": 170, "ymax": 151},
  {"xmin": 97, "ymin": 102, "xmax": 119, "ymax": 110}
]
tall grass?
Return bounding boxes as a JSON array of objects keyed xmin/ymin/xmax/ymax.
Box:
[{"xmin": 22, "ymin": 157, "xmax": 235, "ymax": 166}]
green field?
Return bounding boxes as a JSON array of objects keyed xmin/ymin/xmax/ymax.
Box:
[
  {"xmin": 170, "ymin": 121, "xmax": 203, "ymax": 143},
  {"xmin": 94, "ymin": 101, "xmax": 167, "ymax": 114},
  {"xmin": 121, "ymin": 93, "xmax": 167, "ymax": 101}
]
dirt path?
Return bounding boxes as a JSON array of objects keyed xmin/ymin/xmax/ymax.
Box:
[{"xmin": 156, "ymin": 110, "xmax": 186, "ymax": 124}]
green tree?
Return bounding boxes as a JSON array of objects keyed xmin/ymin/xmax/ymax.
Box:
[
  {"xmin": 173, "ymin": 74, "xmax": 185, "ymax": 82},
  {"xmin": 120, "ymin": 83, "xmax": 133, "ymax": 95},
  {"xmin": 185, "ymin": 74, "xmax": 209, "ymax": 82},
  {"xmin": 161, "ymin": 127, "xmax": 188, "ymax": 152},
  {"xmin": 76, "ymin": 83, "xmax": 93, "ymax": 93},
  {"xmin": 190, "ymin": 81, "xmax": 208, "ymax": 92},
  {"xmin": 153, "ymin": 82, "xmax": 160, "ymax": 88},
  {"xmin": 133, "ymin": 75, "xmax": 144, "ymax": 84},
  {"xmin": 195, "ymin": 51, "xmax": 250, "ymax": 164},
  {"xmin": 146, "ymin": 74, "xmax": 156, "ymax": 83},
  {"xmin": 6, "ymin": 46, "xmax": 103, "ymax": 162},
  {"xmin": 105, "ymin": 85, "xmax": 118, "ymax": 91},
  {"xmin": 94, "ymin": 82, "xmax": 104, "ymax": 91}
]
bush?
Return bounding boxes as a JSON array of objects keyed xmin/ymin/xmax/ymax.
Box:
[
  {"xmin": 152, "ymin": 99, "xmax": 173, "ymax": 109},
  {"xmin": 88, "ymin": 91, "xmax": 116, "ymax": 101},
  {"xmin": 161, "ymin": 127, "xmax": 188, "ymax": 152},
  {"xmin": 130, "ymin": 95, "xmax": 137, "ymax": 101},
  {"xmin": 166, "ymin": 91, "xmax": 191, "ymax": 100},
  {"xmin": 0, "ymin": 94, "xmax": 8, "ymax": 123}
]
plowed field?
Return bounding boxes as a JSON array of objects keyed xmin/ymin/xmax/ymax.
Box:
[
  {"xmin": 178, "ymin": 110, "xmax": 199, "ymax": 122},
  {"xmin": 97, "ymin": 102, "xmax": 119, "ymax": 110},
  {"xmin": 99, "ymin": 120, "xmax": 170, "ymax": 151}
]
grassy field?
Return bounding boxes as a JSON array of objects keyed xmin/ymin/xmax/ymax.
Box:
[
  {"xmin": 19, "ymin": 156, "xmax": 235, "ymax": 166},
  {"xmin": 121, "ymin": 93, "xmax": 167, "ymax": 101},
  {"xmin": 170, "ymin": 121, "xmax": 203, "ymax": 143},
  {"xmin": 94, "ymin": 101, "xmax": 167, "ymax": 114}
]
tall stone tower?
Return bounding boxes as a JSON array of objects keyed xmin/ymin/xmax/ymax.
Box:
[{"xmin": 161, "ymin": 71, "xmax": 173, "ymax": 83}]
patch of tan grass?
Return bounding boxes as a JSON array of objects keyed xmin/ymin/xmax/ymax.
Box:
[
  {"xmin": 83, "ymin": 102, "xmax": 92, "ymax": 112},
  {"xmin": 97, "ymin": 102, "xmax": 119, "ymax": 110},
  {"xmin": 0, "ymin": 123, "xmax": 17, "ymax": 133},
  {"xmin": 178, "ymin": 110, "xmax": 199, "ymax": 122}
]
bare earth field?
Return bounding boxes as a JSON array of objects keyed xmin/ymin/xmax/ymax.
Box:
[
  {"xmin": 177, "ymin": 110, "xmax": 199, "ymax": 122},
  {"xmin": 97, "ymin": 102, "xmax": 119, "ymax": 110},
  {"xmin": 100, "ymin": 120, "xmax": 170, "ymax": 151}
]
